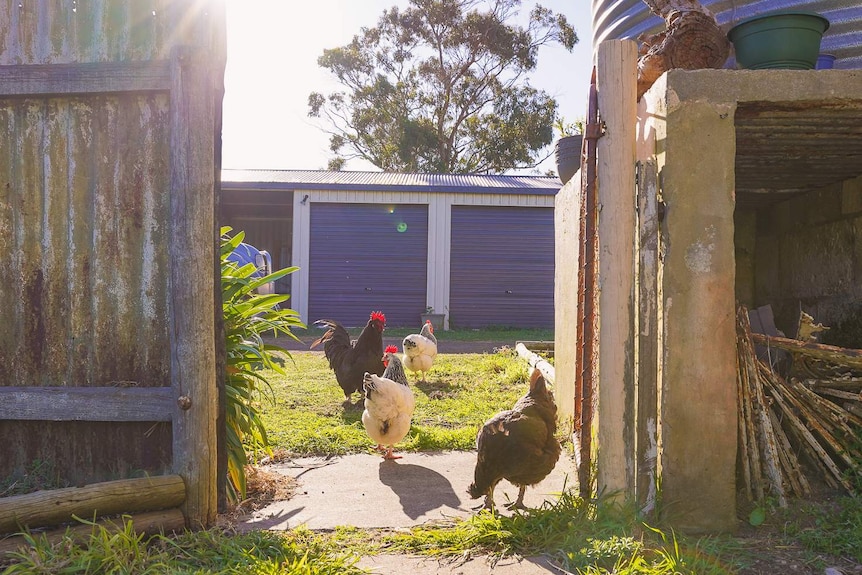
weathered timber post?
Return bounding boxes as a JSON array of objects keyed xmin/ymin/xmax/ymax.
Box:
[
  {"xmin": 170, "ymin": 45, "xmax": 218, "ymax": 528},
  {"xmin": 553, "ymin": 174, "xmax": 580, "ymax": 447},
  {"xmin": 594, "ymin": 39, "xmax": 639, "ymax": 499}
]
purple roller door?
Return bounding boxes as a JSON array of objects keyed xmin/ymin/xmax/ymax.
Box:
[
  {"xmin": 308, "ymin": 203, "xmax": 428, "ymax": 327},
  {"xmin": 450, "ymin": 206, "xmax": 554, "ymax": 329}
]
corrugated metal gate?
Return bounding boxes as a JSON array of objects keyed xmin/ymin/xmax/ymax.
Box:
[
  {"xmin": 308, "ymin": 203, "xmax": 428, "ymax": 327},
  {"xmin": 0, "ymin": 2, "xmax": 224, "ymax": 527},
  {"xmin": 450, "ymin": 206, "xmax": 554, "ymax": 329}
]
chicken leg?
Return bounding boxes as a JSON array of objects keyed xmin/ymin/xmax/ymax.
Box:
[
  {"xmin": 382, "ymin": 446, "xmax": 402, "ymax": 460},
  {"xmin": 504, "ymin": 485, "xmax": 528, "ymax": 510}
]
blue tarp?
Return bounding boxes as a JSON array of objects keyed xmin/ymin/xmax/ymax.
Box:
[{"xmin": 227, "ymin": 242, "xmax": 275, "ymax": 294}]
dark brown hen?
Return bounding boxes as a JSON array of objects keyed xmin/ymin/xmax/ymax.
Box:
[
  {"xmin": 468, "ymin": 368, "xmax": 560, "ymax": 511},
  {"xmin": 311, "ymin": 311, "xmax": 386, "ymax": 402}
]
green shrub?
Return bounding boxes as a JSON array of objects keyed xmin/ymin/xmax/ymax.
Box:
[{"xmin": 221, "ymin": 227, "xmax": 304, "ymax": 501}]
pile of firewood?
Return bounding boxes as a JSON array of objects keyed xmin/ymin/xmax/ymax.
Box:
[{"xmin": 736, "ymin": 306, "xmax": 862, "ymax": 506}]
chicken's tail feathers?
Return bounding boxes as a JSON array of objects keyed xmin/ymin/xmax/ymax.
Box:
[
  {"xmin": 310, "ymin": 319, "xmax": 334, "ymax": 348},
  {"xmin": 310, "ymin": 320, "xmax": 350, "ymax": 352},
  {"xmin": 309, "ymin": 330, "xmax": 331, "ymax": 349}
]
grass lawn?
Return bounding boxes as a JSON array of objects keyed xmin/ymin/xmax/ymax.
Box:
[{"xmin": 258, "ymin": 348, "xmax": 536, "ymax": 457}]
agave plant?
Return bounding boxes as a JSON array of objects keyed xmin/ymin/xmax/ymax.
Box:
[{"xmin": 221, "ymin": 226, "xmax": 304, "ymax": 501}]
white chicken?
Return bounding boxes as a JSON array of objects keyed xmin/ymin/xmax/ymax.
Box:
[
  {"xmin": 402, "ymin": 320, "xmax": 438, "ymax": 382},
  {"xmin": 362, "ymin": 345, "xmax": 415, "ymax": 460}
]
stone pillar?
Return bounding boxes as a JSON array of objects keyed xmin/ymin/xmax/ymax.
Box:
[{"xmin": 647, "ymin": 73, "xmax": 739, "ymax": 533}]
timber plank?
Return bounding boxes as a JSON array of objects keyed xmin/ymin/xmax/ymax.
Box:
[
  {"xmin": 750, "ymin": 333, "xmax": 862, "ymax": 370},
  {"xmin": 0, "ymin": 61, "xmax": 171, "ymax": 97},
  {"xmin": 0, "ymin": 387, "xmax": 173, "ymax": 422}
]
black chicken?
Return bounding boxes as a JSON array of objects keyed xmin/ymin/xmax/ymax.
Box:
[
  {"xmin": 468, "ymin": 368, "xmax": 561, "ymax": 511},
  {"xmin": 311, "ymin": 311, "xmax": 386, "ymax": 402}
]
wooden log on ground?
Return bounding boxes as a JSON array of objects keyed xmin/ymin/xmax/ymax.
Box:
[
  {"xmin": 736, "ymin": 308, "xmax": 774, "ymax": 503},
  {"xmin": 762, "ymin": 376, "xmax": 851, "ymax": 492},
  {"xmin": 0, "ymin": 508, "xmax": 185, "ymax": 557},
  {"xmin": 768, "ymin": 409, "xmax": 810, "ymax": 498},
  {"xmin": 815, "ymin": 387, "xmax": 862, "ymax": 402},
  {"xmin": 736, "ymin": 344, "xmax": 756, "ymax": 501},
  {"xmin": 749, "ymin": 340, "xmax": 787, "ymax": 507},
  {"xmin": 788, "ymin": 381, "xmax": 862, "ymax": 465},
  {"xmin": 515, "ymin": 341, "xmax": 555, "ymax": 352},
  {"xmin": 515, "ymin": 342, "xmax": 555, "ymax": 385},
  {"xmin": 749, "ymin": 334, "xmax": 862, "ymax": 371},
  {"xmin": 0, "ymin": 475, "xmax": 185, "ymax": 534},
  {"xmin": 796, "ymin": 383, "xmax": 862, "ymax": 429},
  {"xmin": 806, "ymin": 379, "xmax": 862, "ymax": 390}
]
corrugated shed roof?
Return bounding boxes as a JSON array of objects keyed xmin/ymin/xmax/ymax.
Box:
[
  {"xmin": 222, "ymin": 169, "xmax": 562, "ymax": 195},
  {"xmin": 593, "ymin": 0, "xmax": 862, "ymax": 70}
]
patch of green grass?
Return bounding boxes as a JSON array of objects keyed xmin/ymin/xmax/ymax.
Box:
[
  {"xmin": 780, "ymin": 495, "xmax": 862, "ymax": 562},
  {"xmin": 1, "ymin": 519, "xmax": 366, "ymax": 575},
  {"xmin": 379, "ymin": 491, "xmax": 740, "ymax": 574},
  {"xmin": 0, "ymin": 459, "xmax": 66, "ymax": 497},
  {"xmin": 257, "ymin": 349, "xmax": 531, "ymax": 456}
]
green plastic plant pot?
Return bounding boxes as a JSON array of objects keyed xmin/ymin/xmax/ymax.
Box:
[{"xmin": 728, "ymin": 11, "xmax": 830, "ymax": 70}]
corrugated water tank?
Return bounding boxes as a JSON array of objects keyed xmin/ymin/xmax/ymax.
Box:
[{"xmin": 592, "ymin": 0, "xmax": 862, "ymax": 69}]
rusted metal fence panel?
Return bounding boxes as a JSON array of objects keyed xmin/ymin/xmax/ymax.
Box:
[{"xmin": 0, "ymin": 1, "xmax": 224, "ymax": 528}]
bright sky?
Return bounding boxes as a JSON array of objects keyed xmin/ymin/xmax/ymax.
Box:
[{"xmin": 221, "ymin": 0, "xmax": 594, "ymax": 175}]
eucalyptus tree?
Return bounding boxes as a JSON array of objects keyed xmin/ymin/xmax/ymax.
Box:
[{"xmin": 308, "ymin": 0, "xmax": 577, "ymax": 173}]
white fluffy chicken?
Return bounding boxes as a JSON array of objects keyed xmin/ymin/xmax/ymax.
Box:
[
  {"xmin": 362, "ymin": 345, "xmax": 415, "ymax": 460},
  {"xmin": 402, "ymin": 320, "xmax": 438, "ymax": 382}
]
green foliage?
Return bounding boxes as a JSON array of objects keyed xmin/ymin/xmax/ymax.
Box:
[
  {"xmin": 221, "ymin": 227, "xmax": 305, "ymax": 502},
  {"xmin": 308, "ymin": 0, "xmax": 577, "ymax": 173},
  {"xmin": 0, "ymin": 459, "xmax": 66, "ymax": 497},
  {"xmin": 748, "ymin": 506, "xmax": 766, "ymax": 526},
  {"xmin": 1, "ymin": 518, "xmax": 365, "ymax": 575},
  {"xmin": 780, "ymin": 496, "xmax": 862, "ymax": 562},
  {"xmin": 554, "ymin": 116, "xmax": 584, "ymax": 137},
  {"xmin": 385, "ymin": 492, "xmax": 738, "ymax": 574}
]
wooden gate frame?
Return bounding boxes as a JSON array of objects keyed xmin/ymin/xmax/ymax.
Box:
[{"xmin": 0, "ymin": 47, "xmax": 218, "ymax": 530}]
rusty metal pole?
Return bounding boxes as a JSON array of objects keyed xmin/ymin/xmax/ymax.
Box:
[{"xmin": 576, "ymin": 67, "xmax": 602, "ymax": 496}]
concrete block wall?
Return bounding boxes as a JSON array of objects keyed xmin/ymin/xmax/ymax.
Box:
[{"xmin": 752, "ymin": 175, "xmax": 862, "ymax": 341}]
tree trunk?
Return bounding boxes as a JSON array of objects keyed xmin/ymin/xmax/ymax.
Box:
[{"xmin": 637, "ymin": 0, "xmax": 730, "ymax": 99}]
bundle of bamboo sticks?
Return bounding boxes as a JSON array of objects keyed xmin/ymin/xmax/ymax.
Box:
[{"xmin": 736, "ymin": 306, "xmax": 862, "ymax": 505}]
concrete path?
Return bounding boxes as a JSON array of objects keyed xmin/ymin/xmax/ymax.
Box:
[{"xmin": 240, "ymin": 451, "xmax": 576, "ymax": 574}]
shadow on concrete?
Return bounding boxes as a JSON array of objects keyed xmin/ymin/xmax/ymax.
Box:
[{"xmin": 377, "ymin": 459, "xmax": 464, "ymax": 519}]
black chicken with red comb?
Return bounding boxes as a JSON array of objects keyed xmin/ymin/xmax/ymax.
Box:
[{"xmin": 312, "ymin": 311, "xmax": 386, "ymax": 403}]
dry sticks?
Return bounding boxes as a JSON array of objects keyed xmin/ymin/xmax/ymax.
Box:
[{"xmin": 736, "ymin": 306, "xmax": 862, "ymax": 505}]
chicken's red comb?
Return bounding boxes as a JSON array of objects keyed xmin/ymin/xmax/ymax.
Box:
[
  {"xmin": 370, "ymin": 311, "xmax": 386, "ymax": 323},
  {"xmin": 384, "ymin": 345, "xmax": 398, "ymax": 354}
]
